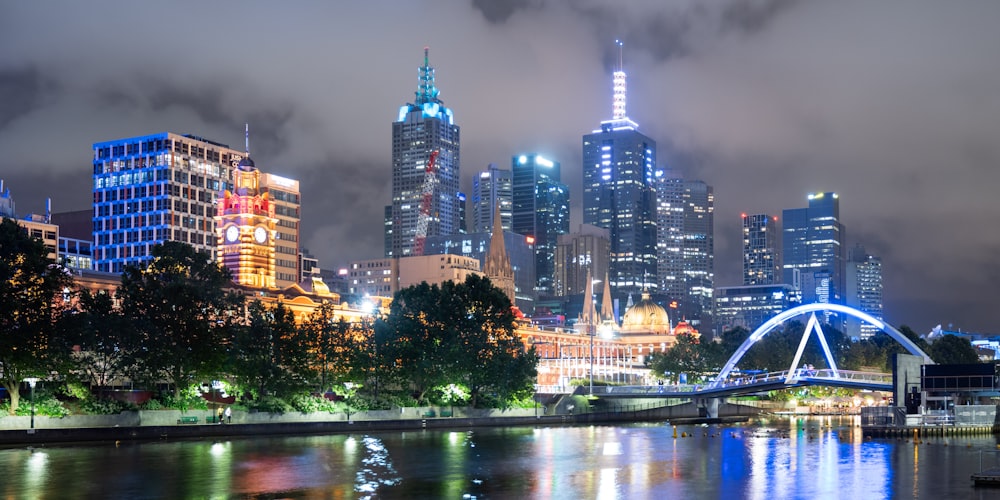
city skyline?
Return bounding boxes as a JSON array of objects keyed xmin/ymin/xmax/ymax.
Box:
[{"xmin": 2, "ymin": 1, "xmax": 999, "ymax": 334}]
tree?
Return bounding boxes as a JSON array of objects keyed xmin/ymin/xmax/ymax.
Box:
[
  {"xmin": 71, "ymin": 289, "xmax": 135, "ymax": 392},
  {"xmin": 648, "ymin": 333, "xmax": 703, "ymax": 383},
  {"xmin": 381, "ymin": 275, "xmax": 537, "ymax": 407},
  {"xmin": 0, "ymin": 218, "xmax": 74, "ymax": 414},
  {"xmin": 928, "ymin": 334, "xmax": 981, "ymax": 365},
  {"xmin": 229, "ymin": 301, "xmax": 312, "ymax": 401},
  {"xmin": 303, "ymin": 303, "xmax": 354, "ymax": 395},
  {"xmin": 117, "ymin": 242, "xmax": 242, "ymax": 397}
]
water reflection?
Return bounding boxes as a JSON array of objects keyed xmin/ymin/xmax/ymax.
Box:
[{"xmin": 0, "ymin": 417, "xmax": 996, "ymax": 499}]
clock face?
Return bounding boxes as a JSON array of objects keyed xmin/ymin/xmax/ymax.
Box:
[
  {"xmin": 254, "ymin": 227, "xmax": 267, "ymax": 244},
  {"xmin": 225, "ymin": 225, "xmax": 239, "ymax": 243}
]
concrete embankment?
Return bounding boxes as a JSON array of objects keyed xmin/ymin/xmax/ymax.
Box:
[{"xmin": 0, "ymin": 403, "xmax": 760, "ymax": 446}]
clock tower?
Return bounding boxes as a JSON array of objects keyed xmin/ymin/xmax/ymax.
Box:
[{"xmin": 216, "ymin": 126, "xmax": 277, "ymax": 289}]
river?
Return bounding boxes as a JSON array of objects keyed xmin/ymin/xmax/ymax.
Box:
[{"xmin": 1, "ymin": 415, "xmax": 997, "ymax": 499}]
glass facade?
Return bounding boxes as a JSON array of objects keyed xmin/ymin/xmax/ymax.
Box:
[{"xmin": 511, "ymin": 154, "xmax": 570, "ymax": 296}]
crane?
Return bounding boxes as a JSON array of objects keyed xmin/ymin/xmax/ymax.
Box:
[{"xmin": 413, "ymin": 150, "xmax": 440, "ymax": 256}]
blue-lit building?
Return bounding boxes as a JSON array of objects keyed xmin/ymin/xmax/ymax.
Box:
[
  {"xmin": 582, "ymin": 54, "xmax": 657, "ymax": 295},
  {"xmin": 782, "ymin": 192, "xmax": 845, "ymax": 305},
  {"xmin": 512, "ymin": 154, "xmax": 569, "ymax": 297},
  {"xmin": 424, "ymin": 230, "xmax": 536, "ymax": 312},
  {"xmin": 386, "ymin": 48, "xmax": 461, "ymax": 257},
  {"xmin": 92, "ymin": 132, "xmax": 242, "ymax": 273},
  {"xmin": 845, "ymin": 244, "xmax": 883, "ymax": 339}
]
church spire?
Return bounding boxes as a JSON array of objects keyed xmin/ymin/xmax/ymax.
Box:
[
  {"xmin": 601, "ymin": 271, "xmax": 615, "ymax": 323},
  {"xmin": 483, "ymin": 201, "xmax": 515, "ymax": 305}
]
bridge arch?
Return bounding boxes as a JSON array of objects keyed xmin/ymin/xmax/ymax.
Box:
[{"xmin": 709, "ymin": 303, "xmax": 932, "ymax": 389}]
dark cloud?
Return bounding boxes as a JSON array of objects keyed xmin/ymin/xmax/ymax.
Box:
[
  {"xmin": 471, "ymin": 0, "xmax": 537, "ymax": 24},
  {"xmin": 0, "ymin": 66, "xmax": 55, "ymax": 132}
]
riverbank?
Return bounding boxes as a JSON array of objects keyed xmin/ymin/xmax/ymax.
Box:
[{"xmin": 0, "ymin": 403, "xmax": 758, "ymax": 446}]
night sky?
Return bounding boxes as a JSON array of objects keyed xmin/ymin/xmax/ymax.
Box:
[{"xmin": 2, "ymin": 1, "xmax": 999, "ymax": 335}]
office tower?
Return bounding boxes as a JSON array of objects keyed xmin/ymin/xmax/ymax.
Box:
[
  {"xmin": 512, "ymin": 153, "xmax": 570, "ymax": 296},
  {"xmin": 680, "ymin": 180, "xmax": 714, "ymax": 326},
  {"xmin": 348, "ymin": 258, "xmax": 400, "ymax": 298},
  {"xmin": 742, "ymin": 213, "xmax": 780, "ymax": 285},
  {"xmin": 582, "ymin": 47, "xmax": 657, "ymax": 295},
  {"xmin": 92, "ymin": 133, "xmax": 243, "ymax": 273},
  {"xmin": 259, "ymin": 172, "xmax": 301, "ymax": 288},
  {"xmin": 782, "ymin": 192, "xmax": 845, "ymax": 305},
  {"xmin": 846, "ymin": 244, "xmax": 883, "ymax": 339},
  {"xmin": 553, "ymin": 224, "xmax": 610, "ymax": 297},
  {"xmin": 457, "ymin": 192, "xmax": 467, "ymax": 234},
  {"xmin": 216, "ymin": 150, "xmax": 277, "ymax": 289},
  {"xmin": 471, "ymin": 164, "xmax": 512, "ymax": 233},
  {"xmin": 386, "ymin": 48, "xmax": 461, "ymax": 257},
  {"xmin": 655, "ymin": 169, "xmax": 684, "ymax": 299},
  {"xmin": 714, "ymin": 284, "xmax": 801, "ymax": 332}
]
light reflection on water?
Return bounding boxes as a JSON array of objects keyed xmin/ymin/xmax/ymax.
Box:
[{"xmin": 1, "ymin": 416, "xmax": 998, "ymax": 499}]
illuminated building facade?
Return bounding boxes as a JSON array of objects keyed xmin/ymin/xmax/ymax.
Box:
[
  {"xmin": 348, "ymin": 258, "xmax": 399, "ymax": 298},
  {"xmin": 655, "ymin": 169, "xmax": 684, "ymax": 299},
  {"xmin": 743, "ymin": 213, "xmax": 780, "ymax": 285},
  {"xmin": 471, "ymin": 164, "xmax": 512, "ymax": 233},
  {"xmin": 386, "ymin": 48, "xmax": 461, "ymax": 257},
  {"xmin": 782, "ymin": 192, "xmax": 845, "ymax": 305},
  {"xmin": 259, "ymin": 173, "xmax": 300, "ymax": 288},
  {"xmin": 582, "ymin": 48, "xmax": 657, "ymax": 295},
  {"xmin": 398, "ymin": 254, "xmax": 483, "ymax": 289},
  {"xmin": 92, "ymin": 132, "xmax": 242, "ymax": 273},
  {"xmin": 215, "ymin": 153, "xmax": 277, "ymax": 290},
  {"xmin": 512, "ymin": 153, "xmax": 569, "ymax": 297}
]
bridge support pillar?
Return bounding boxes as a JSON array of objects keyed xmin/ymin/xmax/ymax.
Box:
[{"xmin": 697, "ymin": 398, "xmax": 720, "ymax": 419}]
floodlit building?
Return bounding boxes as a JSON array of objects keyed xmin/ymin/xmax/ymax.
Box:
[
  {"xmin": 471, "ymin": 164, "xmax": 512, "ymax": 234},
  {"xmin": 714, "ymin": 284, "xmax": 801, "ymax": 332},
  {"xmin": 386, "ymin": 48, "xmax": 461, "ymax": 257},
  {"xmin": 92, "ymin": 132, "xmax": 243, "ymax": 273},
  {"xmin": 397, "ymin": 254, "xmax": 482, "ymax": 290},
  {"xmin": 845, "ymin": 244, "xmax": 883, "ymax": 339},
  {"xmin": 782, "ymin": 192, "xmax": 845, "ymax": 305}
]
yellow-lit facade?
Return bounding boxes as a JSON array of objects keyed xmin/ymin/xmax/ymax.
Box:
[{"xmin": 215, "ymin": 159, "xmax": 277, "ymax": 289}]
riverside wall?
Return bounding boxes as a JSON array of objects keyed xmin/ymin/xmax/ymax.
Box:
[{"xmin": 0, "ymin": 402, "xmax": 762, "ymax": 446}]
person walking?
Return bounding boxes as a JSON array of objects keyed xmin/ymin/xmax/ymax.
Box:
[
  {"xmin": 217, "ymin": 407, "xmax": 224, "ymax": 424},
  {"xmin": 224, "ymin": 406, "xmax": 232, "ymax": 424}
]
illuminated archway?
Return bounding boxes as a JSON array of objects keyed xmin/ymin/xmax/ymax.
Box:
[{"xmin": 709, "ymin": 303, "xmax": 932, "ymax": 389}]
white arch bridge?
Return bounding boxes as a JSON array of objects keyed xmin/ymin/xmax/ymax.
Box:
[{"xmin": 592, "ymin": 303, "xmax": 933, "ymax": 401}]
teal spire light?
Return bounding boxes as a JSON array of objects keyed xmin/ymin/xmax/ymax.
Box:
[{"xmin": 415, "ymin": 47, "xmax": 440, "ymax": 105}]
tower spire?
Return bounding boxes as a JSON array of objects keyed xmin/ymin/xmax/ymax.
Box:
[
  {"xmin": 612, "ymin": 40, "xmax": 627, "ymax": 121},
  {"xmin": 244, "ymin": 123, "xmax": 250, "ymax": 156},
  {"xmin": 415, "ymin": 46, "xmax": 440, "ymax": 105}
]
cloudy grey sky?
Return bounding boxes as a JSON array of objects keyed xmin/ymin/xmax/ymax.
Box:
[{"xmin": 2, "ymin": 1, "xmax": 999, "ymax": 334}]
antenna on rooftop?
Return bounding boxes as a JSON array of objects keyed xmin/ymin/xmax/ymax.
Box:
[
  {"xmin": 616, "ymin": 39, "xmax": 623, "ymax": 72},
  {"xmin": 244, "ymin": 123, "xmax": 250, "ymax": 156}
]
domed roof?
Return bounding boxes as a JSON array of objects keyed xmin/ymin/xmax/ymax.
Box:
[
  {"xmin": 237, "ymin": 155, "xmax": 256, "ymax": 170},
  {"xmin": 673, "ymin": 320, "xmax": 699, "ymax": 338},
  {"xmin": 620, "ymin": 291, "xmax": 671, "ymax": 334}
]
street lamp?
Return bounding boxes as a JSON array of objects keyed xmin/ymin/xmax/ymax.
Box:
[{"xmin": 23, "ymin": 377, "xmax": 39, "ymax": 432}]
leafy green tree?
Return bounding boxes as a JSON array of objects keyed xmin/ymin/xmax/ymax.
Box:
[
  {"xmin": 928, "ymin": 334, "xmax": 981, "ymax": 365},
  {"xmin": 117, "ymin": 242, "xmax": 242, "ymax": 397},
  {"xmin": 648, "ymin": 333, "xmax": 704, "ymax": 382},
  {"xmin": 303, "ymin": 303, "xmax": 353, "ymax": 395},
  {"xmin": 229, "ymin": 301, "xmax": 312, "ymax": 401},
  {"xmin": 0, "ymin": 218, "xmax": 75, "ymax": 414},
  {"xmin": 71, "ymin": 289, "xmax": 135, "ymax": 391},
  {"xmin": 381, "ymin": 275, "xmax": 537, "ymax": 407}
]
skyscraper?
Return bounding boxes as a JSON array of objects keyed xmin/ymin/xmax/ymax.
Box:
[
  {"xmin": 680, "ymin": 180, "xmax": 714, "ymax": 326},
  {"xmin": 471, "ymin": 164, "xmax": 512, "ymax": 233},
  {"xmin": 553, "ymin": 224, "xmax": 610, "ymax": 298},
  {"xmin": 846, "ymin": 244, "xmax": 883, "ymax": 339},
  {"xmin": 260, "ymin": 172, "xmax": 301, "ymax": 288},
  {"xmin": 782, "ymin": 192, "xmax": 845, "ymax": 305},
  {"xmin": 92, "ymin": 133, "xmax": 242, "ymax": 273},
  {"xmin": 655, "ymin": 169, "xmax": 684, "ymax": 299},
  {"xmin": 511, "ymin": 153, "xmax": 570, "ymax": 296},
  {"xmin": 582, "ymin": 45, "xmax": 657, "ymax": 295},
  {"xmin": 742, "ymin": 213, "xmax": 780, "ymax": 285},
  {"xmin": 387, "ymin": 48, "xmax": 460, "ymax": 257}
]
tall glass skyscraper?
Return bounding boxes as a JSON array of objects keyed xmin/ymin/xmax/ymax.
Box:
[
  {"xmin": 471, "ymin": 164, "xmax": 512, "ymax": 233},
  {"xmin": 582, "ymin": 50, "xmax": 657, "ymax": 295},
  {"xmin": 680, "ymin": 180, "xmax": 714, "ymax": 325},
  {"xmin": 387, "ymin": 48, "xmax": 461, "ymax": 257},
  {"xmin": 511, "ymin": 154, "xmax": 569, "ymax": 296},
  {"xmin": 742, "ymin": 213, "xmax": 780, "ymax": 285},
  {"xmin": 782, "ymin": 192, "xmax": 845, "ymax": 305},
  {"xmin": 92, "ymin": 132, "xmax": 242, "ymax": 273},
  {"xmin": 655, "ymin": 168, "xmax": 684, "ymax": 299},
  {"xmin": 846, "ymin": 243, "xmax": 883, "ymax": 339}
]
